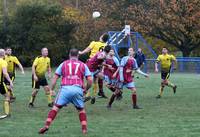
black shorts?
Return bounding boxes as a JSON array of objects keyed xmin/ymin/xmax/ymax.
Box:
[
  {"xmin": 32, "ymin": 76, "xmax": 48, "ymax": 89},
  {"xmin": 161, "ymin": 71, "xmax": 170, "ymax": 80},
  {"xmin": 4, "ymin": 73, "xmax": 15, "ymax": 85},
  {"xmin": 0, "ymin": 82, "xmax": 8, "ymax": 95}
]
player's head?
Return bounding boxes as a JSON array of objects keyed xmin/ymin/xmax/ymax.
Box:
[
  {"xmin": 108, "ymin": 49, "xmax": 115, "ymax": 56},
  {"xmin": 162, "ymin": 47, "xmax": 168, "ymax": 54},
  {"xmin": 41, "ymin": 47, "xmax": 48, "ymax": 57},
  {"xmin": 5, "ymin": 47, "xmax": 12, "ymax": 55},
  {"xmin": 100, "ymin": 33, "xmax": 109, "ymax": 43},
  {"xmin": 128, "ymin": 48, "xmax": 135, "ymax": 56},
  {"xmin": 103, "ymin": 45, "xmax": 111, "ymax": 54},
  {"xmin": 138, "ymin": 48, "xmax": 142, "ymax": 53},
  {"xmin": 0, "ymin": 49, "xmax": 5, "ymax": 58},
  {"xmin": 69, "ymin": 48, "xmax": 79, "ymax": 58}
]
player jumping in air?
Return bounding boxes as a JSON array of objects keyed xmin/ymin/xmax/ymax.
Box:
[
  {"xmin": 0, "ymin": 49, "xmax": 13, "ymax": 119},
  {"xmin": 39, "ymin": 48, "xmax": 92, "ymax": 134},
  {"xmin": 79, "ymin": 33, "xmax": 109, "ymax": 98},
  {"xmin": 155, "ymin": 47, "xmax": 177, "ymax": 98},
  {"xmin": 107, "ymin": 48, "xmax": 149, "ymax": 109},
  {"xmin": 85, "ymin": 45, "xmax": 111, "ymax": 104},
  {"xmin": 4, "ymin": 47, "xmax": 24, "ymax": 102},
  {"xmin": 29, "ymin": 47, "xmax": 53, "ymax": 107}
]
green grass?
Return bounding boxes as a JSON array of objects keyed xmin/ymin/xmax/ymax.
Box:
[{"xmin": 0, "ymin": 71, "xmax": 200, "ymax": 137}]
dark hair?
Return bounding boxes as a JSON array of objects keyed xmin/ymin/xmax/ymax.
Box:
[
  {"xmin": 101, "ymin": 33, "xmax": 109, "ymax": 43},
  {"xmin": 104, "ymin": 45, "xmax": 111, "ymax": 53},
  {"xmin": 5, "ymin": 47, "xmax": 11, "ymax": 50},
  {"xmin": 41, "ymin": 47, "xmax": 48, "ymax": 52},
  {"xmin": 70, "ymin": 48, "xmax": 79, "ymax": 57}
]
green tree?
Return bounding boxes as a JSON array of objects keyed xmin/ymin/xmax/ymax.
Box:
[
  {"xmin": 125, "ymin": 0, "xmax": 200, "ymax": 56},
  {"xmin": 0, "ymin": 0, "xmax": 79, "ymax": 66}
]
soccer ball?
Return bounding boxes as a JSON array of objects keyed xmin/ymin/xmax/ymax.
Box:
[{"xmin": 92, "ymin": 11, "xmax": 101, "ymax": 18}]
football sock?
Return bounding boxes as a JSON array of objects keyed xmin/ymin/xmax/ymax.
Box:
[
  {"xmin": 29, "ymin": 96, "xmax": 36, "ymax": 104},
  {"xmin": 79, "ymin": 110, "xmax": 87, "ymax": 133},
  {"xmin": 159, "ymin": 86, "xmax": 164, "ymax": 96},
  {"xmin": 109, "ymin": 87, "xmax": 116, "ymax": 92},
  {"xmin": 108, "ymin": 94, "xmax": 116, "ymax": 106},
  {"xmin": 132, "ymin": 94, "xmax": 137, "ymax": 106},
  {"xmin": 98, "ymin": 79, "xmax": 103, "ymax": 93},
  {"xmin": 93, "ymin": 82, "xmax": 98, "ymax": 97},
  {"xmin": 45, "ymin": 109, "xmax": 58, "ymax": 128},
  {"xmin": 4, "ymin": 100, "xmax": 10, "ymax": 115},
  {"xmin": 46, "ymin": 94, "xmax": 53, "ymax": 104},
  {"xmin": 167, "ymin": 81, "xmax": 175, "ymax": 88},
  {"xmin": 85, "ymin": 91, "xmax": 90, "ymax": 97},
  {"xmin": 10, "ymin": 91, "xmax": 15, "ymax": 97}
]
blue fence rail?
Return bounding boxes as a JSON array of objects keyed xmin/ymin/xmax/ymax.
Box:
[
  {"xmin": 108, "ymin": 31, "xmax": 157, "ymax": 60},
  {"xmin": 145, "ymin": 57, "xmax": 200, "ymax": 73},
  {"xmin": 107, "ymin": 31, "xmax": 200, "ymax": 73}
]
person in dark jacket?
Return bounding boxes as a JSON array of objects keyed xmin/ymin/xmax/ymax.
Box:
[{"xmin": 134, "ymin": 48, "xmax": 146, "ymax": 68}]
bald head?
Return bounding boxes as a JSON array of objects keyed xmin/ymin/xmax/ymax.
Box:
[
  {"xmin": 0, "ymin": 49, "xmax": 5, "ymax": 57},
  {"xmin": 41, "ymin": 48, "xmax": 48, "ymax": 57}
]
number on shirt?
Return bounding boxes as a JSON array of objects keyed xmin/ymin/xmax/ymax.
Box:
[{"xmin": 67, "ymin": 62, "xmax": 80, "ymax": 75}]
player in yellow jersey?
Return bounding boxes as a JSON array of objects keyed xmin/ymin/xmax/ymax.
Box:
[
  {"xmin": 155, "ymin": 47, "xmax": 177, "ymax": 98},
  {"xmin": 0, "ymin": 49, "xmax": 13, "ymax": 119},
  {"xmin": 29, "ymin": 48, "xmax": 53, "ymax": 107},
  {"xmin": 4, "ymin": 47, "xmax": 24, "ymax": 102},
  {"xmin": 79, "ymin": 33, "xmax": 109, "ymax": 58},
  {"xmin": 79, "ymin": 33, "xmax": 109, "ymax": 99}
]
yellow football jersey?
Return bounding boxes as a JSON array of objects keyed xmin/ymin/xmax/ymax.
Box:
[
  {"xmin": 88, "ymin": 41, "xmax": 106, "ymax": 58},
  {"xmin": 33, "ymin": 56, "xmax": 50, "ymax": 78},
  {"xmin": 0, "ymin": 58, "xmax": 8, "ymax": 83},
  {"xmin": 156, "ymin": 54, "xmax": 176, "ymax": 71},
  {"xmin": 5, "ymin": 55, "xmax": 20, "ymax": 74}
]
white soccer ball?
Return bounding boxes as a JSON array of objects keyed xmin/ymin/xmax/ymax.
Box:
[{"xmin": 92, "ymin": 11, "xmax": 101, "ymax": 18}]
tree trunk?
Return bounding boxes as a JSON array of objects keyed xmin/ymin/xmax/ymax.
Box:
[
  {"xmin": 181, "ymin": 48, "xmax": 191, "ymax": 57},
  {"xmin": 14, "ymin": 0, "xmax": 16, "ymax": 8},
  {"xmin": 3, "ymin": 0, "xmax": 8, "ymax": 32}
]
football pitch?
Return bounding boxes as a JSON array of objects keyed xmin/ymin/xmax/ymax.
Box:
[{"xmin": 0, "ymin": 71, "xmax": 200, "ymax": 137}]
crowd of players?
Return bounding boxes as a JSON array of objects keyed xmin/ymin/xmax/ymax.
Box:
[{"xmin": 0, "ymin": 33, "xmax": 177, "ymax": 134}]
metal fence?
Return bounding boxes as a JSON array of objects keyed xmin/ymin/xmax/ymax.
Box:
[{"xmin": 144, "ymin": 57, "xmax": 200, "ymax": 73}]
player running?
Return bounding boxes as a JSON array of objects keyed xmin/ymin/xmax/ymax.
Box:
[
  {"xmin": 28, "ymin": 47, "xmax": 53, "ymax": 107},
  {"xmin": 107, "ymin": 48, "xmax": 149, "ymax": 109},
  {"xmin": 4, "ymin": 47, "xmax": 24, "ymax": 102},
  {"xmin": 0, "ymin": 49, "xmax": 13, "ymax": 119},
  {"xmin": 39, "ymin": 48, "xmax": 92, "ymax": 134},
  {"xmin": 79, "ymin": 33, "xmax": 109, "ymax": 98},
  {"xmin": 155, "ymin": 47, "xmax": 177, "ymax": 98},
  {"xmin": 84, "ymin": 45, "xmax": 111, "ymax": 104}
]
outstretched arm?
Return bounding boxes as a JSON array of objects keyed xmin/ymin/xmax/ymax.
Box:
[
  {"xmin": 155, "ymin": 62, "xmax": 159, "ymax": 72},
  {"xmin": 17, "ymin": 63, "xmax": 25, "ymax": 74},
  {"xmin": 136, "ymin": 68, "xmax": 149, "ymax": 77},
  {"xmin": 32, "ymin": 64, "xmax": 38, "ymax": 81},
  {"xmin": 51, "ymin": 74, "xmax": 59, "ymax": 91},
  {"xmin": 171, "ymin": 55, "xmax": 177, "ymax": 70},
  {"xmin": 79, "ymin": 47, "xmax": 92, "ymax": 55},
  {"xmin": 113, "ymin": 67, "xmax": 119, "ymax": 78},
  {"xmin": 155, "ymin": 55, "xmax": 160, "ymax": 72},
  {"xmin": 14, "ymin": 57, "xmax": 24, "ymax": 74},
  {"xmin": 84, "ymin": 76, "xmax": 93, "ymax": 94},
  {"xmin": 48, "ymin": 66, "xmax": 52, "ymax": 79},
  {"xmin": 172, "ymin": 59, "xmax": 177, "ymax": 70},
  {"xmin": 3, "ymin": 67, "xmax": 13, "ymax": 89}
]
